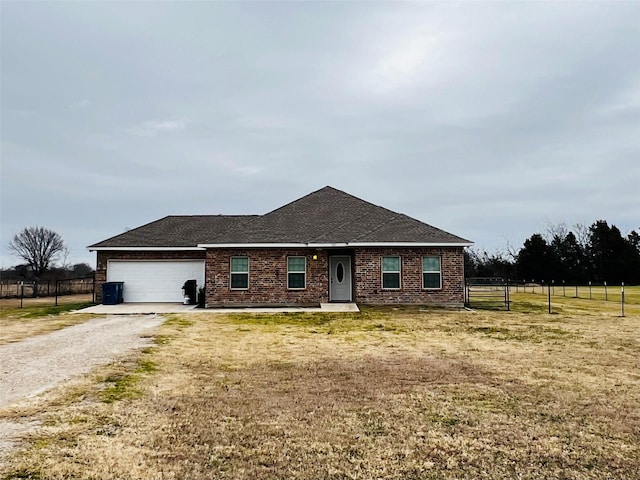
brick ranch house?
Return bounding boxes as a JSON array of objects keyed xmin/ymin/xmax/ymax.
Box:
[{"xmin": 89, "ymin": 187, "xmax": 472, "ymax": 307}]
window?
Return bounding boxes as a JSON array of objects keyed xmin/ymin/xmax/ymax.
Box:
[
  {"xmin": 382, "ymin": 256, "xmax": 401, "ymax": 289},
  {"xmin": 287, "ymin": 256, "xmax": 306, "ymax": 289},
  {"xmin": 422, "ymin": 256, "xmax": 441, "ymax": 289},
  {"xmin": 230, "ymin": 257, "xmax": 249, "ymax": 289}
]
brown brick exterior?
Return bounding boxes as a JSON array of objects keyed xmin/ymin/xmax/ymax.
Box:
[
  {"xmin": 95, "ymin": 250, "xmax": 206, "ymax": 303},
  {"xmin": 206, "ymin": 248, "xmax": 329, "ymax": 307},
  {"xmin": 95, "ymin": 247, "xmax": 464, "ymax": 307},
  {"xmin": 353, "ymin": 247, "xmax": 464, "ymax": 306}
]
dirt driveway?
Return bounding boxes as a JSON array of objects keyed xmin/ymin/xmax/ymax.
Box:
[{"xmin": 0, "ymin": 315, "xmax": 164, "ymax": 460}]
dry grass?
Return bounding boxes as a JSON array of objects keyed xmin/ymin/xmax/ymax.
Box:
[
  {"xmin": 512, "ymin": 284, "xmax": 640, "ymax": 305},
  {"xmin": 0, "ymin": 295, "xmax": 95, "ymax": 345},
  {"xmin": 1, "ymin": 302, "xmax": 638, "ymax": 479}
]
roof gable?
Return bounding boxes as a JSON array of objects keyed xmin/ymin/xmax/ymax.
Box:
[{"xmin": 89, "ymin": 186, "xmax": 471, "ymax": 249}]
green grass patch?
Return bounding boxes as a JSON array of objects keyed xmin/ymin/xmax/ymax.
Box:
[
  {"xmin": 99, "ymin": 356, "xmax": 159, "ymax": 404},
  {"xmin": 0, "ymin": 302, "xmax": 94, "ymax": 320},
  {"xmin": 163, "ymin": 314, "xmax": 194, "ymax": 328},
  {"xmin": 100, "ymin": 373, "xmax": 141, "ymax": 404},
  {"xmin": 153, "ymin": 334, "xmax": 171, "ymax": 345},
  {"xmin": 225, "ymin": 312, "xmax": 341, "ymax": 327},
  {"xmin": 135, "ymin": 359, "xmax": 158, "ymax": 374}
]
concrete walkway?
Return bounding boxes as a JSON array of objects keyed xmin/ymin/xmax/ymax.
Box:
[{"xmin": 75, "ymin": 303, "xmax": 359, "ymax": 314}]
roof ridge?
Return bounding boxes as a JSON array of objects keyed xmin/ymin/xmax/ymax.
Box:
[
  {"xmin": 164, "ymin": 214, "xmax": 258, "ymax": 218},
  {"xmin": 262, "ymin": 186, "xmax": 337, "ymax": 216}
]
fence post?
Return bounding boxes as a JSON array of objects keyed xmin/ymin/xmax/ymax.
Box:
[
  {"xmin": 506, "ymin": 279, "xmax": 510, "ymax": 311},
  {"xmin": 548, "ymin": 281, "xmax": 552, "ymax": 314},
  {"xmin": 575, "ymin": 284, "xmax": 578, "ymax": 298},
  {"xmin": 20, "ymin": 282, "xmax": 24, "ymax": 308},
  {"xmin": 55, "ymin": 280, "xmax": 59, "ymax": 306},
  {"xmin": 604, "ymin": 281, "xmax": 608, "ymax": 301},
  {"xmin": 621, "ymin": 282, "xmax": 625, "ymax": 317},
  {"xmin": 552, "ymin": 280, "xmax": 555, "ymax": 295},
  {"xmin": 589, "ymin": 281, "xmax": 592, "ymax": 299}
]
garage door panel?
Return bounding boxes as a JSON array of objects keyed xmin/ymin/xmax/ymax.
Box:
[{"xmin": 107, "ymin": 261, "xmax": 205, "ymax": 303}]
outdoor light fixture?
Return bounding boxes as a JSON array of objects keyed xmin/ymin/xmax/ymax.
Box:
[{"xmin": 313, "ymin": 254, "xmax": 318, "ymax": 260}]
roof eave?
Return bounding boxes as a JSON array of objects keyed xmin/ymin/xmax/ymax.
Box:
[
  {"xmin": 346, "ymin": 242, "xmax": 473, "ymax": 247},
  {"xmin": 197, "ymin": 242, "xmax": 473, "ymax": 248},
  {"xmin": 87, "ymin": 246, "xmax": 206, "ymax": 252}
]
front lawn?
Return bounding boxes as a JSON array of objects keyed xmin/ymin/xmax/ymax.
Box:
[{"xmin": 2, "ymin": 306, "xmax": 638, "ymax": 479}]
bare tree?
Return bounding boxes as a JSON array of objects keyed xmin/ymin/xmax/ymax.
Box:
[
  {"xmin": 60, "ymin": 245, "xmax": 72, "ymax": 269},
  {"xmin": 543, "ymin": 221, "xmax": 568, "ymax": 243},
  {"xmin": 573, "ymin": 222, "xmax": 590, "ymax": 250},
  {"xmin": 9, "ymin": 226, "xmax": 66, "ymax": 278}
]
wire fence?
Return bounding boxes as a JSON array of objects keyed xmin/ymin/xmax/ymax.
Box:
[
  {"xmin": 0, "ymin": 277, "xmax": 95, "ymax": 302},
  {"xmin": 510, "ymin": 281, "xmax": 635, "ymax": 303},
  {"xmin": 465, "ymin": 277, "xmax": 637, "ymax": 317}
]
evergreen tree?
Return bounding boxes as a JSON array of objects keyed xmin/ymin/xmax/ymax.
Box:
[
  {"xmin": 587, "ymin": 221, "xmax": 639, "ymax": 283},
  {"xmin": 551, "ymin": 231, "xmax": 588, "ymax": 283},
  {"xmin": 517, "ymin": 234, "xmax": 555, "ymax": 282}
]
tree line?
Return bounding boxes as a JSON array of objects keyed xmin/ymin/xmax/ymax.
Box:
[{"xmin": 465, "ymin": 220, "xmax": 640, "ymax": 285}]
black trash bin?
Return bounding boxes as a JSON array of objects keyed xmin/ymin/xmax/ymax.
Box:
[
  {"xmin": 182, "ymin": 279, "xmax": 197, "ymax": 305},
  {"xmin": 102, "ymin": 282, "xmax": 124, "ymax": 305}
]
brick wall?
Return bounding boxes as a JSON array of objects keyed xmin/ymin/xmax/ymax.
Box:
[
  {"xmin": 206, "ymin": 248, "xmax": 329, "ymax": 307},
  {"xmin": 95, "ymin": 247, "xmax": 465, "ymax": 307},
  {"xmin": 95, "ymin": 250, "xmax": 206, "ymax": 303},
  {"xmin": 353, "ymin": 247, "xmax": 465, "ymax": 306}
]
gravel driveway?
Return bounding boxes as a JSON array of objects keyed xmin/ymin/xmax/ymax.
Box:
[
  {"xmin": 0, "ymin": 315, "xmax": 164, "ymax": 409},
  {"xmin": 0, "ymin": 315, "xmax": 164, "ymax": 460}
]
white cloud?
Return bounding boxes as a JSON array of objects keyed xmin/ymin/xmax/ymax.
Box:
[{"xmin": 126, "ymin": 119, "xmax": 187, "ymax": 137}]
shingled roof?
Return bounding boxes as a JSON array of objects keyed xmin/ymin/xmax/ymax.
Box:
[
  {"xmin": 89, "ymin": 186, "xmax": 471, "ymax": 249},
  {"xmin": 88, "ymin": 215, "xmax": 257, "ymax": 248}
]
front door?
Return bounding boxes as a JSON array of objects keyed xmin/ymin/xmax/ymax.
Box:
[{"xmin": 329, "ymin": 255, "xmax": 352, "ymax": 302}]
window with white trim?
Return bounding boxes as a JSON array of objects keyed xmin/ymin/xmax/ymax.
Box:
[
  {"xmin": 287, "ymin": 256, "xmax": 306, "ymax": 289},
  {"xmin": 230, "ymin": 256, "xmax": 249, "ymax": 289},
  {"xmin": 422, "ymin": 256, "xmax": 441, "ymax": 289},
  {"xmin": 382, "ymin": 256, "xmax": 401, "ymax": 289}
]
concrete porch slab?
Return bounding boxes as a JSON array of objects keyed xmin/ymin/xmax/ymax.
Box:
[
  {"xmin": 319, "ymin": 303, "xmax": 360, "ymax": 312},
  {"xmin": 74, "ymin": 303, "xmax": 359, "ymax": 315}
]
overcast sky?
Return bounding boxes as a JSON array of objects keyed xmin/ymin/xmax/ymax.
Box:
[{"xmin": 1, "ymin": 0, "xmax": 639, "ymax": 268}]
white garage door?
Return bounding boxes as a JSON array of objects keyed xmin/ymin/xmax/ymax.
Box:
[{"xmin": 106, "ymin": 260, "xmax": 205, "ymax": 303}]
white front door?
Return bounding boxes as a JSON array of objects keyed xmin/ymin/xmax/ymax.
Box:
[{"xmin": 329, "ymin": 256, "xmax": 352, "ymax": 302}]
